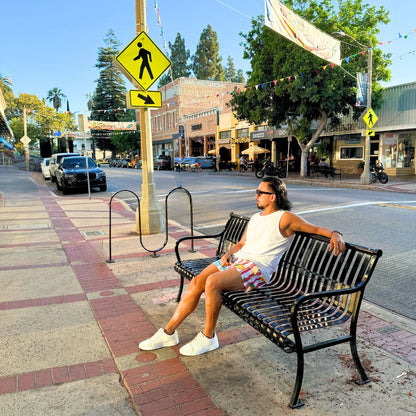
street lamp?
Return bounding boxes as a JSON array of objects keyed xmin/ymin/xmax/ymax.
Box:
[{"xmin": 332, "ymin": 30, "xmax": 372, "ymax": 184}]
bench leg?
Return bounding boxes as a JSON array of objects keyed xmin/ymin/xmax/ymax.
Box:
[
  {"xmin": 289, "ymin": 350, "xmax": 305, "ymax": 408},
  {"xmin": 176, "ymin": 276, "xmax": 184, "ymax": 303},
  {"xmin": 350, "ymin": 338, "xmax": 370, "ymax": 385}
]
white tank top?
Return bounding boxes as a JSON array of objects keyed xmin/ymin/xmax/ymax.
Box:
[{"xmin": 235, "ymin": 211, "xmax": 292, "ymax": 282}]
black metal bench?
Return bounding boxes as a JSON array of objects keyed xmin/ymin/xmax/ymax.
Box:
[
  {"xmin": 174, "ymin": 213, "xmax": 382, "ymax": 408},
  {"xmin": 311, "ymin": 165, "xmax": 342, "ymax": 179}
]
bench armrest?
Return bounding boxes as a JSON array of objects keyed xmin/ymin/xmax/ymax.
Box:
[
  {"xmin": 175, "ymin": 231, "xmax": 224, "ymax": 263},
  {"xmin": 289, "ymin": 282, "xmax": 365, "ymax": 345}
]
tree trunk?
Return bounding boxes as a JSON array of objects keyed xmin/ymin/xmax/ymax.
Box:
[{"xmin": 295, "ymin": 111, "xmax": 328, "ymax": 177}]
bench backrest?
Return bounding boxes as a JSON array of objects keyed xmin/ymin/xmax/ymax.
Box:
[
  {"xmin": 273, "ymin": 232, "xmax": 383, "ymax": 325},
  {"xmin": 216, "ymin": 213, "xmax": 249, "ymax": 258}
]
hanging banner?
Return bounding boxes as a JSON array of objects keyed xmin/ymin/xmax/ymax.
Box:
[
  {"xmin": 356, "ymin": 72, "xmax": 368, "ymax": 107},
  {"xmin": 88, "ymin": 121, "xmax": 137, "ymax": 131},
  {"xmin": 264, "ymin": 0, "xmax": 341, "ymax": 66}
]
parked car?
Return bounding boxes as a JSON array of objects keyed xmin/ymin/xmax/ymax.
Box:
[
  {"xmin": 180, "ymin": 157, "xmax": 215, "ymax": 170},
  {"xmin": 55, "ymin": 156, "xmax": 107, "ymax": 194},
  {"xmin": 40, "ymin": 158, "xmax": 51, "ymax": 180},
  {"xmin": 49, "ymin": 152, "xmax": 80, "ymax": 182},
  {"xmin": 154, "ymin": 155, "xmax": 172, "ymax": 170}
]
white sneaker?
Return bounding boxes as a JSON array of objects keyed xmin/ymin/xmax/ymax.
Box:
[
  {"xmin": 139, "ymin": 328, "xmax": 179, "ymax": 351},
  {"xmin": 179, "ymin": 332, "xmax": 219, "ymax": 356}
]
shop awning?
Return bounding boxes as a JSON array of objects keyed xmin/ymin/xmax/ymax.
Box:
[
  {"xmin": 0, "ymin": 137, "xmax": 13, "ymax": 150},
  {"xmin": 242, "ymin": 145, "xmax": 270, "ymax": 155}
]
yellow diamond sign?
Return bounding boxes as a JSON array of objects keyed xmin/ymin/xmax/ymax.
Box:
[
  {"xmin": 115, "ymin": 31, "xmax": 171, "ymax": 91},
  {"xmin": 127, "ymin": 90, "xmax": 162, "ymax": 108},
  {"xmin": 363, "ymin": 108, "xmax": 378, "ymax": 128}
]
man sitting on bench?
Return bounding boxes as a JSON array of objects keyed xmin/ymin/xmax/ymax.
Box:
[
  {"xmin": 138, "ymin": 177, "xmax": 346, "ymax": 356},
  {"xmin": 317, "ymin": 158, "xmax": 337, "ymax": 177}
]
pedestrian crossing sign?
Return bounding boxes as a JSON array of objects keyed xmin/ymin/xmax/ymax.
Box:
[
  {"xmin": 115, "ymin": 31, "xmax": 171, "ymax": 91},
  {"xmin": 363, "ymin": 108, "xmax": 378, "ymax": 128}
]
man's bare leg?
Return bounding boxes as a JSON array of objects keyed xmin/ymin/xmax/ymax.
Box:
[
  {"xmin": 164, "ymin": 263, "xmax": 219, "ymax": 335},
  {"xmin": 203, "ymin": 268, "xmax": 244, "ymax": 338}
]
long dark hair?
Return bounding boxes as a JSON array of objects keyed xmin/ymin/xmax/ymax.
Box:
[{"xmin": 262, "ymin": 177, "xmax": 292, "ymax": 211}]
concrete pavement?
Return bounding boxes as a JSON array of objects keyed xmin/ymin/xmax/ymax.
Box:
[{"xmin": 0, "ymin": 165, "xmax": 415, "ymax": 415}]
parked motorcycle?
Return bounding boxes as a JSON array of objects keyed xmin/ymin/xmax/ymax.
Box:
[
  {"xmin": 255, "ymin": 158, "xmax": 287, "ymax": 178},
  {"xmin": 370, "ymin": 161, "xmax": 388, "ymax": 184}
]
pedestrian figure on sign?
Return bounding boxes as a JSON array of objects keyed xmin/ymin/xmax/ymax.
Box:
[
  {"xmin": 367, "ymin": 112, "xmax": 374, "ymax": 127},
  {"xmin": 134, "ymin": 42, "xmax": 153, "ymax": 80}
]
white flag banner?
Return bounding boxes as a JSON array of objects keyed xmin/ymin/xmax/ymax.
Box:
[{"xmin": 264, "ymin": 0, "xmax": 341, "ymax": 66}]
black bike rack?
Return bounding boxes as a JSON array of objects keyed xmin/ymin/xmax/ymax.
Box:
[{"xmin": 106, "ymin": 186, "xmax": 195, "ymax": 262}]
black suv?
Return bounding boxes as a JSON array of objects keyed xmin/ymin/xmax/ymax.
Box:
[
  {"xmin": 154, "ymin": 155, "xmax": 172, "ymax": 170},
  {"xmin": 56, "ymin": 156, "xmax": 107, "ymax": 194}
]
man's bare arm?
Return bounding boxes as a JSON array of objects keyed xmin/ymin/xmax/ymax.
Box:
[{"xmin": 280, "ymin": 212, "xmax": 345, "ymax": 256}]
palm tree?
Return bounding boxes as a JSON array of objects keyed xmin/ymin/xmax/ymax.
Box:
[
  {"xmin": 0, "ymin": 73, "xmax": 12, "ymax": 95},
  {"xmin": 46, "ymin": 87, "xmax": 66, "ymax": 111}
]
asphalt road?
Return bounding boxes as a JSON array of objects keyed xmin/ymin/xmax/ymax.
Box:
[{"xmin": 45, "ymin": 167, "xmax": 416, "ymax": 320}]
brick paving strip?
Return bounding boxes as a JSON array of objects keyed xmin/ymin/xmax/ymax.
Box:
[
  {"xmin": 0, "ymin": 191, "xmax": 224, "ymax": 415},
  {"xmin": 0, "ymin": 190, "xmax": 414, "ymax": 415}
]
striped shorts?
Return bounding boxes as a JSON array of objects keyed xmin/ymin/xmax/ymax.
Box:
[{"xmin": 214, "ymin": 257, "xmax": 266, "ymax": 292}]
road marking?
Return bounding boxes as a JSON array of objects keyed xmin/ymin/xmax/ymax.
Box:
[
  {"xmin": 297, "ymin": 200, "xmax": 416, "ymax": 215},
  {"xmin": 377, "ymin": 203, "xmax": 416, "ymax": 210}
]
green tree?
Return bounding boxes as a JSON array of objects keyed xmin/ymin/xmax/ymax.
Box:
[
  {"xmin": 224, "ymin": 56, "xmax": 236, "ymax": 81},
  {"xmin": 192, "ymin": 25, "xmax": 225, "ymax": 81},
  {"xmin": 224, "ymin": 56, "xmax": 246, "ymax": 83},
  {"xmin": 46, "ymin": 87, "xmax": 66, "ymax": 112},
  {"xmin": 10, "ymin": 93, "xmax": 75, "ymax": 150},
  {"xmin": 158, "ymin": 33, "xmax": 192, "ymax": 87},
  {"xmin": 235, "ymin": 69, "xmax": 245, "ymax": 83},
  {"xmin": 90, "ymin": 29, "xmax": 136, "ymax": 155},
  {"xmin": 231, "ymin": 0, "xmax": 390, "ymax": 176},
  {"xmin": 0, "ymin": 73, "xmax": 17, "ymax": 120},
  {"xmin": 110, "ymin": 131, "xmax": 140, "ymax": 155}
]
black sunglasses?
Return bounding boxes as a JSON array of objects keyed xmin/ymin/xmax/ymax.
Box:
[{"xmin": 256, "ymin": 189, "xmax": 274, "ymax": 196}]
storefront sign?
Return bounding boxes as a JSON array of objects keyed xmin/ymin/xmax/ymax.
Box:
[
  {"xmin": 217, "ymin": 138, "xmax": 230, "ymax": 144},
  {"xmin": 231, "ymin": 137, "xmax": 250, "ymax": 144}
]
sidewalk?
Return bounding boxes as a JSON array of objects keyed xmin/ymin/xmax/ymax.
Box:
[
  {"xmin": 217, "ymin": 169, "xmax": 416, "ymax": 194},
  {"xmin": 0, "ymin": 166, "xmax": 414, "ymax": 415}
]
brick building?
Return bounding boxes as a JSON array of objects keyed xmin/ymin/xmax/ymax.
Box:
[{"xmin": 151, "ymin": 77, "xmax": 244, "ymax": 159}]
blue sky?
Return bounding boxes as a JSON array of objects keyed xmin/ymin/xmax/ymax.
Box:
[{"xmin": 1, "ymin": 0, "xmax": 415, "ymax": 116}]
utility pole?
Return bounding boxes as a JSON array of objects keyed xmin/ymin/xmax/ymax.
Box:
[
  {"xmin": 22, "ymin": 108, "xmax": 30, "ymax": 171},
  {"xmin": 360, "ymin": 47, "xmax": 372, "ymax": 185},
  {"xmin": 135, "ymin": 0, "xmax": 163, "ymax": 234}
]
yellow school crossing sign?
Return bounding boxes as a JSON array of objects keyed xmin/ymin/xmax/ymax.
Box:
[
  {"xmin": 363, "ymin": 108, "xmax": 378, "ymax": 129},
  {"xmin": 127, "ymin": 90, "xmax": 162, "ymax": 108},
  {"xmin": 115, "ymin": 31, "xmax": 171, "ymax": 91}
]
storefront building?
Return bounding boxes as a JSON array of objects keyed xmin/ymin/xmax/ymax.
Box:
[
  {"xmin": 322, "ymin": 81, "xmax": 416, "ymax": 177},
  {"xmin": 150, "ymin": 77, "xmax": 245, "ymax": 159}
]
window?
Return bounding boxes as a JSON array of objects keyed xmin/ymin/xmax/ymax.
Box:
[
  {"xmin": 339, "ymin": 147, "xmax": 363, "ymax": 159},
  {"xmin": 381, "ymin": 133, "xmax": 415, "ymax": 168},
  {"xmin": 220, "ymin": 130, "xmax": 231, "ymax": 139},
  {"xmin": 237, "ymin": 128, "xmax": 249, "ymax": 138}
]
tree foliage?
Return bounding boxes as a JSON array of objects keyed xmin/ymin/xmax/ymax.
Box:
[
  {"xmin": 225, "ymin": 56, "xmax": 245, "ymax": 83},
  {"xmin": 192, "ymin": 25, "xmax": 225, "ymax": 81},
  {"xmin": 231, "ymin": 0, "xmax": 390, "ymax": 176},
  {"xmin": 46, "ymin": 87, "xmax": 66, "ymax": 112},
  {"xmin": 8, "ymin": 93, "xmax": 75, "ymax": 147},
  {"xmin": 90, "ymin": 29, "xmax": 137, "ymax": 154},
  {"xmin": 158, "ymin": 33, "xmax": 192, "ymax": 87}
]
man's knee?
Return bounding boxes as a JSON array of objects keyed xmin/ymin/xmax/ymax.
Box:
[{"xmin": 205, "ymin": 273, "xmax": 220, "ymax": 292}]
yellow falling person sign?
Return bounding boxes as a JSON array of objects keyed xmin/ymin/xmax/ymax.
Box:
[{"xmin": 115, "ymin": 31, "xmax": 171, "ymax": 91}]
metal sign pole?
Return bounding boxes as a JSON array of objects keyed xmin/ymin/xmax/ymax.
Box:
[{"xmin": 78, "ymin": 114, "xmax": 91, "ymax": 199}]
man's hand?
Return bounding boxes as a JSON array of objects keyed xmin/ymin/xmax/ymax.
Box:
[
  {"xmin": 329, "ymin": 232, "xmax": 346, "ymax": 256},
  {"xmin": 220, "ymin": 252, "xmax": 233, "ymax": 267}
]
